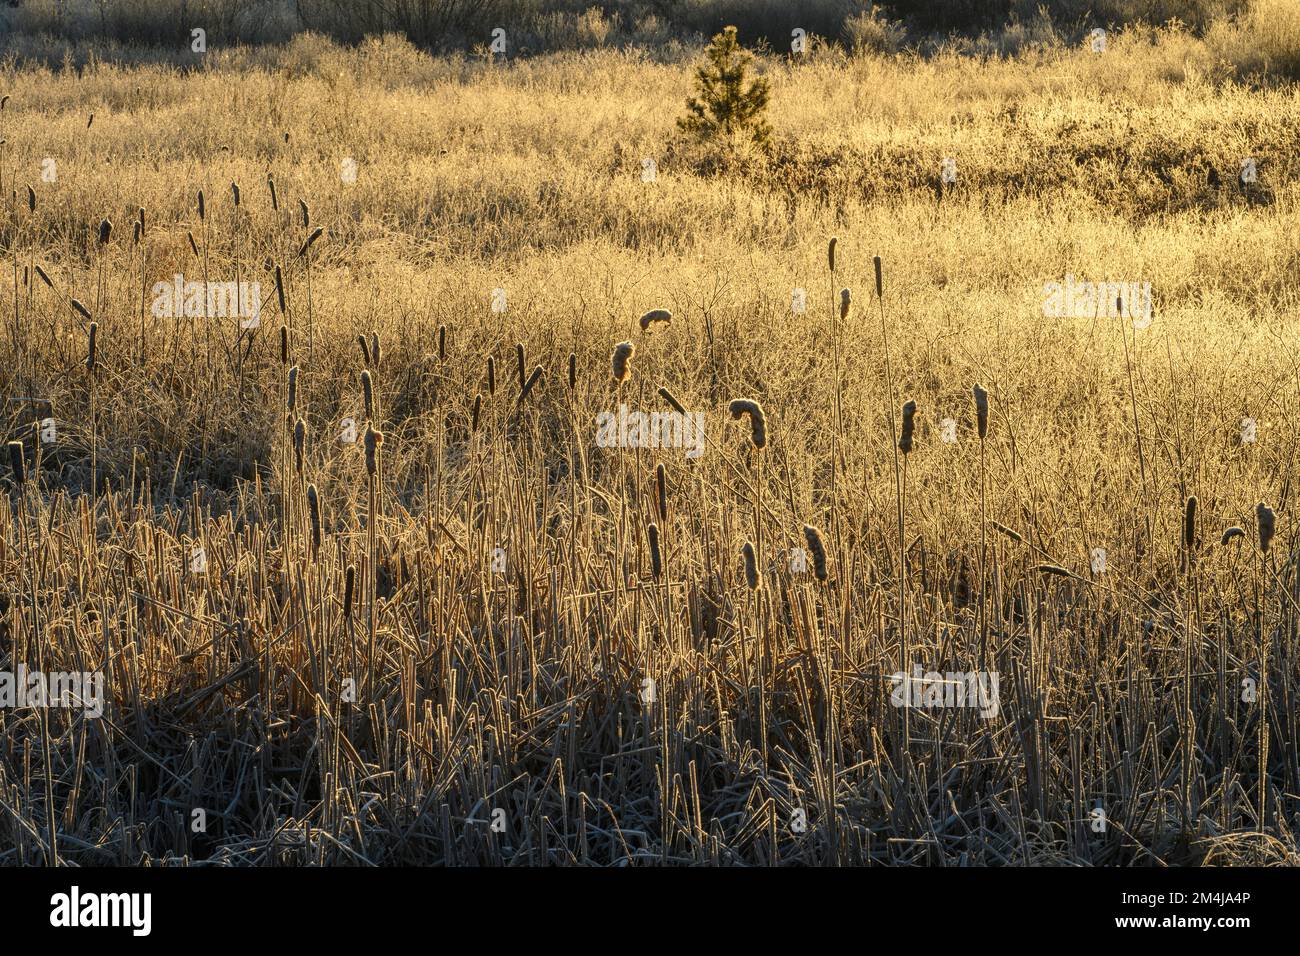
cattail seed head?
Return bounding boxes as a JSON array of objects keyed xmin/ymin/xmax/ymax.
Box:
[
  {"xmin": 343, "ymin": 565, "xmax": 356, "ymax": 619},
  {"xmin": 360, "ymin": 370, "xmax": 374, "ymax": 420},
  {"xmin": 992, "ymin": 520, "xmax": 1022, "ymax": 543},
  {"xmin": 299, "ymin": 199, "xmax": 310, "ymax": 229},
  {"xmin": 230, "ymin": 181, "xmax": 241, "ymax": 207},
  {"xmin": 298, "ymin": 227, "xmax": 323, "ymax": 258},
  {"xmin": 132, "ymin": 221, "xmax": 140, "ymax": 245},
  {"xmin": 729, "ymin": 398, "xmax": 766, "ymax": 450},
  {"xmin": 287, "ymin": 365, "xmax": 299, "ymax": 411},
  {"xmin": 519, "ymin": 365, "xmax": 543, "ymax": 405},
  {"xmin": 471, "ymin": 393, "xmax": 483, "ymax": 431},
  {"xmin": 899, "ymin": 400, "xmax": 917, "ymax": 454},
  {"xmin": 973, "ymin": 383, "xmax": 989, "ymax": 440},
  {"xmin": 71, "ymin": 298, "xmax": 91, "ymax": 321},
  {"xmin": 86, "ymin": 322, "xmax": 98, "ymax": 374},
  {"xmin": 873, "ymin": 255, "xmax": 883, "ymax": 298},
  {"xmin": 7, "ymin": 441, "xmax": 25, "ymax": 486},
  {"xmin": 827, "ymin": 236, "xmax": 837, "ymax": 273},
  {"xmin": 293, "ymin": 418, "xmax": 306, "ymax": 473},
  {"xmin": 568, "ymin": 352, "xmax": 576, "ymax": 390},
  {"xmin": 268, "ymin": 175, "xmax": 278, "ymax": 211},
  {"xmin": 612, "ymin": 341, "xmax": 635, "ymax": 383},
  {"xmin": 97, "ymin": 218, "xmax": 112, "ymax": 245},
  {"xmin": 741, "ymin": 541, "xmax": 759, "ymax": 589},
  {"xmin": 803, "ymin": 524, "xmax": 828, "ymax": 581},
  {"xmin": 839, "ymin": 287, "xmax": 852, "ymax": 322},
  {"xmin": 34, "ymin": 265, "xmax": 52, "ymax": 289},
  {"xmin": 639, "ymin": 309, "xmax": 671, "ymax": 332},
  {"xmin": 438, "ymin": 325, "xmax": 447, "ymax": 362},
  {"xmin": 658, "ymin": 386, "xmax": 687, "ymax": 416},
  {"xmin": 1257, "ymin": 502, "xmax": 1275, "ymax": 553},
  {"xmin": 357, "ymin": 334, "xmax": 371, "ymax": 367},
  {"xmin": 364, "ymin": 427, "xmax": 383, "ymax": 477},
  {"xmin": 1183, "ymin": 495, "xmax": 1198, "ymax": 553},
  {"xmin": 486, "ymin": 356, "xmax": 496, "ymax": 395},
  {"xmin": 306, "ymin": 484, "xmax": 321, "ymax": 556},
  {"xmin": 274, "ymin": 264, "xmax": 286, "ymax": 313},
  {"xmin": 1034, "ymin": 563, "xmax": 1073, "ymax": 578},
  {"xmin": 371, "ymin": 332, "xmax": 380, "ymax": 369},
  {"xmin": 187, "ymin": 231, "xmax": 199, "ymax": 257},
  {"xmin": 1221, "ymin": 526, "xmax": 1245, "ymax": 546},
  {"xmin": 26, "ymin": 184, "xmax": 35, "ymax": 213},
  {"xmin": 655, "ymin": 462, "xmax": 667, "ymax": 521},
  {"xmin": 197, "ymin": 189, "xmax": 205, "ymax": 221},
  {"xmin": 279, "ymin": 326, "xmax": 289, "ymax": 365},
  {"xmin": 647, "ymin": 523, "xmax": 663, "ymax": 579}
]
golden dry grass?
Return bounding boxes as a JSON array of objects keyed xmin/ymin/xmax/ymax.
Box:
[{"xmin": 1, "ymin": 13, "xmax": 1299, "ymax": 865}]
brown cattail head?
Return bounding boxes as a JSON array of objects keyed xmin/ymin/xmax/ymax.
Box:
[
  {"xmin": 973, "ymin": 383, "xmax": 989, "ymax": 440},
  {"xmin": 1034, "ymin": 563, "xmax": 1073, "ymax": 578},
  {"xmin": 187, "ymin": 231, "xmax": 199, "ymax": 257},
  {"xmin": 1257, "ymin": 502, "xmax": 1275, "ymax": 553},
  {"xmin": 7, "ymin": 441, "xmax": 24, "ymax": 486},
  {"xmin": 370, "ymin": 331, "xmax": 380, "ymax": 369},
  {"xmin": 839, "ymin": 287, "xmax": 852, "ymax": 322},
  {"xmin": 299, "ymin": 199, "xmax": 310, "ymax": 229},
  {"xmin": 86, "ymin": 322, "xmax": 98, "ymax": 374},
  {"xmin": 647, "ymin": 523, "xmax": 663, "ymax": 579},
  {"xmin": 71, "ymin": 298, "xmax": 91, "ymax": 321},
  {"xmin": 471, "ymin": 393, "xmax": 483, "ymax": 431},
  {"xmin": 287, "ymin": 365, "xmax": 299, "ymax": 411},
  {"xmin": 899, "ymin": 400, "xmax": 917, "ymax": 454},
  {"xmin": 360, "ymin": 370, "xmax": 374, "ymax": 420},
  {"xmin": 1183, "ymin": 495, "xmax": 1198, "ymax": 553},
  {"xmin": 612, "ymin": 341, "xmax": 635, "ymax": 383},
  {"xmin": 357, "ymin": 334, "xmax": 371, "ymax": 367},
  {"xmin": 298, "ymin": 227, "xmax": 324, "ymax": 258},
  {"xmin": 639, "ymin": 309, "xmax": 672, "ymax": 332},
  {"xmin": 658, "ymin": 386, "xmax": 687, "ymax": 416},
  {"xmin": 992, "ymin": 520, "xmax": 1023, "ymax": 543},
  {"xmin": 97, "ymin": 218, "xmax": 112, "ymax": 245},
  {"xmin": 34, "ymin": 265, "xmax": 52, "ymax": 289},
  {"xmin": 1221, "ymin": 526, "xmax": 1245, "ymax": 546},
  {"xmin": 279, "ymin": 326, "xmax": 289, "ymax": 365},
  {"xmin": 306, "ymin": 484, "xmax": 321, "ymax": 556},
  {"xmin": 132, "ymin": 221, "xmax": 140, "ymax": 245},
  {"xmin": 803, "ymin": 524, "xmax": 828, "ymax": 581},
  {"xmin": 343, "ymin": 564, "xmax": 356, "ymax": 619},
  {"xmin": 137, "ymin": 206, "xmax": 145, "ymax": 234},
  {"xmin": 364, "ymin": 427, "xmax": 383, "ymax": 477},
  {"xmin": 268, "ymin": 175, "xmax": 279, "ymax": 211},
  {"xmin": 438, "ymin": 325, "xmax": 447, "ymax": 362},
  {"xmin": 274, "ymin": 264, "xmax": 286, "ymax": 313},
  {"xmin": 231, "ymin": 181, "xmax": 241, "ymax": 207},
  {"xmin": 568, "ymin": 352, "xmax": 576, "ymax": 390},
  {"xmin": 873, "ymin": 255, "xmax": 883, "ymax": 298},
  {"xmin": 26, "ymin": 184, "xmax": 35, "ymax": 213},
  {"xmin": 729, "ymin": 398, "xmax": 766, "ymax": 450},
  {"xmin": 197, "ymin": 189, "xmax": 205, "ymax": 221},
  {"xmin": 741, "ymin": 541, "xmax": 759, "ymax": 589},
  {"xmin": 486, "ymin": 356, "xmax": 496, "ymax": 395},
  {"xmin": 827, "ymin": 236, "xmax": 837, "ymax": 273},
  {"xmin": 519, "ymin": 365, "xmax": 543, "ymax": 405},
  {"xmin": 293, "ymin": 418, "xmax": 306, "ymax": 473},
  {"xmin": 655, "ymin": 462, "xmax": 667, "ymax": 521}
]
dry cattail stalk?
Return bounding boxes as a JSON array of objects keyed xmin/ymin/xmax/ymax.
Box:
[
  {"xmin": 658, "ymin": 386, "xmax": 687, "ymax": 416},
  {"xmin": 364, "ymin": 427, "xmax": 383, "ymax": 477},
  {"xmin": 639, "ymin": 309, "xmax": 671, "ymax": 332},
  {"xmin": 97, "ymin": 218, "xmax": 112, "ymax": 245},
  {"xmin": 973, "ymin": 383, "xmax": 989, "ymax": 440},
  {"xmin": 293, "ymin": 418, "xmax": 306, "ymax": 473},
  {"xmin": 827, "ymin": 236, "xmax": 837, "ymax": 273},
  {"xmin": 1257, "ymin": 503, "xmax": 1275, "ymax": 553},
  {"xmin": 360, "ymin": 370, "xmax": 374, "ymax": 420},
  {"xmin": 519, "ymin": 365, "xmax": 543, "ymax": 404},
  {"xmin": 306, "ymin": 484, "xmax": 322, "ymax": 556},
  {"xmin": 741, "ymin": 541, "xmax": 759, "ymax": 589},
  {"xmin": 655, "ymin": 463, "xmax": 667, "ymax": 521},
  {"xmin": 7, "ymin": 441, "xmax": 25, "ymax": 486},
  {"xmin": 1034, "ymin": 564, "xmax": 1073, "ymax": 578},
  {"xmin": 648, "ymin": 523, "xmax": 663, "ymax": 579},
  {"xmin": 568, "ymin": 353, "xmax": 576, "ymax": 390},
  {"xmin": 729, "ymin": 399, "xmax": 767, "ymax": 450},
  {"xmin": 1221, "ymin": 526, "xmax": 1245, "ymax": 546},
  {"xmin": 612, "ymin": 342, "xmax": 635, "ymax": 383},
  {"xmin": 899, "ymin": 400, "xmax": 917, "ymax": 454},
  {"xmin": 839, "ymin": 288, "xmax": 851, "ymax": 322},
  {"xmin": 803, "ymin": 524, "xmax": 828, "ymax": 581}
]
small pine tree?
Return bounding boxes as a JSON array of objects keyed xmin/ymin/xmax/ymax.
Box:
[{"xmin": 678, "ymin": 26, "xmax": 772, "ymax": 148}]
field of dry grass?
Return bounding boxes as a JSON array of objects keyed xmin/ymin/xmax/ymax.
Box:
[{"xmin": 1, "ymin": 6, "xmax": 1300, "ymax": 865}]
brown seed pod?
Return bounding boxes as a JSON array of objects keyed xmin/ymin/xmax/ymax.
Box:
[
  {"xmin": 307, "ymin": 484, "xmax": 322, "ymax": 556},
  {"xmin": 973, "ymin": 383, "xmax": 989, "ymax": 440},
  {"xmin": 899, "ymin": 400, "xmax": 917, "ymax": 454},
  {"xmin": 655, "ymin": 463, "xmax": 667, "ymax": 521},
  {"xmin": 803, "ymin": 524, "xmax": 828, "ymax": 581},
  {"xmin": 827, "ymin": 236, "xmax": 837, "ymax": 273},
  {"xmin": 741, "ymin": 541, "xmax": 759, "ymax": 589},
  {"xmin": 1184, "ymin": 495, "xmax": 1198, "ymax": 553},
  {"xmin": 647, "ymin": 523, "xmax": 663, "ymax": 579},
  {"xmin": 293, "ymin": 418, "xmax": 306, "ymax": 473},
  {"xmin": 287, "ymin": 366, "xmax": 299, "ymax": 411},
  {"xmin": 343, "ymin": 565, "xmax": 356, "ymax": 619},
  {"xmin": 568, "ymin": 352, "xmax": 576, "ymax": 390},
  {"xmin": 729, "ymin": 398, "xmax": 766, "ymax": 450},
  {"xmin": 518, "ymin": 365, "xmax": 543, "ymax": 405},
  {"xmin": 658, "ymin": 386, "xmax": 687, "ymax": 416},
  {"xmin": 87, "ymin": 322, "xmax": 97, "ymax": 374},
  {"xmin": 97, "ymin": 218, "xmax": 112, "ymax": 245},
  {"xmin": 486, "ymin": 356, "xmax": 496, "ymax": 395},
  {"xmin": 873, "ymin": 255, "xmax": 883, "ymax": 297}
]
